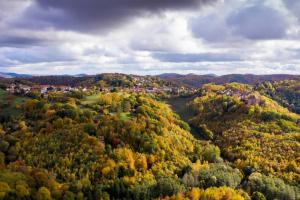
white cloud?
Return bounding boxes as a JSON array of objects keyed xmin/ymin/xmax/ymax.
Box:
[{"xmin": 0, "ymin": 0, "xmax": 299, "ymax": 75}]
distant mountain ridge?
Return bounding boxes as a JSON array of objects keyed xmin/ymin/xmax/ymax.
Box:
[
  {"xmin": 0, "ymin": 72, "xmax": 299, "ymax": 87},
  {"xmin": 0, "ymin": 72, "xmax": 32, "ymax": 78},
  {"xmin": 158, "ymin": 73, "xmax": 300, "ymax": 87},
  {"xmin": 159, "ymin": 73, "xmax": 217, "ymax": 78}
]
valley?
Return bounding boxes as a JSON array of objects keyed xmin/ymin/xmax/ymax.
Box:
[
  {"xmin": 165, "ymin": 96, "xmax": 202, "ymax": 138},
  {"xmin": 0, "ymin": 74, "xmax": 299, "ymax": 200}
]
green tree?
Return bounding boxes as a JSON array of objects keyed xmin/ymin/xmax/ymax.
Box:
[
  {"xmin": 252, "ymin": 192, "xmax": 266, "ymax": 200},
  {"xmin": 84, "ymin": 123, "xmax": 97, "ymax": 136},
  {"xmin": 152, "ymin": 177, "xmax": 183, "ymax": 198},
  {"xmin": 0, "ymin": 140, "xmax": 9, "ymax": 152},
  {"xmin": 36, "ymin": 187, "xmax": 52, "ymax": 200}
]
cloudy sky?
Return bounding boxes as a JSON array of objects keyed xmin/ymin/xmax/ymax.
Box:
[{"xmin": 0, "ymin": 0, "xmax": 300, "ymax": 75}]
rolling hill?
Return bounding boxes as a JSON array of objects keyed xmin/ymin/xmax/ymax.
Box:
[{"xmin": 188, "ymin": 83, "xmax": 300, "ymax": 188}]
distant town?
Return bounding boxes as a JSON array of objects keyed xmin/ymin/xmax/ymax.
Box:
[{"xmin": 5, "ymin": 82, "xmax": 198, "ymax": 98}]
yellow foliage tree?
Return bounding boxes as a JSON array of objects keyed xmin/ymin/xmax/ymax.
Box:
[
  {"xmin": 135, "ymin": 154, "xmax": 148, "ymax": 172},
  {"xmin": 188, "ymin": 187, "xmax": 203, "ymax": 200},
  {"xmin": 36, "ymin": 187, "xmax": 52, "ymax": 200},
  {"xmin": 0, "ymin": 181, "xmax": 11, "ymax": 199}
]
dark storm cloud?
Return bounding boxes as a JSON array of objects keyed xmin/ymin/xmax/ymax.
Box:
[
  {"xmin": 226, "ymin": 4, "xmax": 287, "ymax": 40},
  {"xmin": 153, "ymin": 52, "xmax": 242, "ymax": 62},
  {"xmin": 18, "ymin": 0, "xmax": 217, "ymax": 32}
]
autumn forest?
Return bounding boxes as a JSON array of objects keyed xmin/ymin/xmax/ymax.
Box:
[{"xmin": 0, "ymin": 74, "xmax": 299, "ymax": 200}]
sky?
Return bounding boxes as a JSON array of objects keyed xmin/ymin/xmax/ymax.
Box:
[{"xmin": 0, "ymin": 0, "xmax": 300, "ymax": 75}]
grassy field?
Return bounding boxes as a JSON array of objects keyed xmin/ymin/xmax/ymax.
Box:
[
  {"xmin": 120, "ymin": 112, "xmax": 131, "ymax": 121},
  {"xmin": 81, "ymin": 93, "xmax": 102, "ymax": 105},
  {"xmin": 0, "ymin": 89, "xmax": 28, "ymax": 117}
]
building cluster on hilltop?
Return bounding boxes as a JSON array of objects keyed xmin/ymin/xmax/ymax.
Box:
[{"xmin": 218, "ymin": 89, "xmax": 265, "ymax": 106}]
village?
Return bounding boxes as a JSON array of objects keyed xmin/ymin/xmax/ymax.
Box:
[
  {"xmin": 6, "ymin": 83, "xmax": 82, "ymax": 95},
  {"xmin": 5, "ymin": 82, "xmax": 198, "ymax": 97}
]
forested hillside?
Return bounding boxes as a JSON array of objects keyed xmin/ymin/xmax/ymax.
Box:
[
  {"xmin": 256, "ymin": 80, "xmax": 300, "ymax": 114},
  {"xmin": 0, "ymin": 80, "xmax": 299, "ymax": 199},
  {"xmin": 0, "ymin": 89, "xmax": 249, "ymax": 200},
  {"xmin": 1, "ymin": 0, "xmax": 300, "ymax": 198},
  {"xmin": 189, "ymin": 83, "xmax": 299, "ymax": 199}
]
